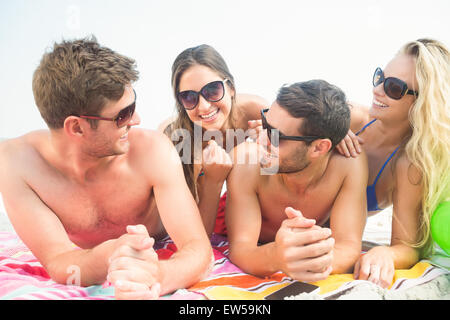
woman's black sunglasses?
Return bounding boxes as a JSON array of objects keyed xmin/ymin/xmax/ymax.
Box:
[
  {"xmin": 177, "ymin": 79, "xmax": 228, "ymax": 110},
  {"xmin": 260, "ymin": 109, "xmax": 325, "ymax": 147},
  {"xmin": 373, "ymin": 67, "xmax": 418, "ymax": 100}
]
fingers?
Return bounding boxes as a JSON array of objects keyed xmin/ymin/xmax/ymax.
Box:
[
  {"xmin": 109, "ymin": 241, "xmax": 158, "ymax": 264},
  {"xmin": 120, "ymin": 234, "xmax": 155, "ymax": 252},
  {"xmin": 248, "ymin": 119, "xmax": 262, "ymax": 129},
  {"xmin": 291, "ymin": 265, "xmax": 333, "ymax": 283},
  {"xmin": 285, "ymin": 207, "xmax": 303, "ymax": 219},
  {"xmin": 336, "ymin": 130, "xmax": 363, "ymax": 158},
  {"xmin": 355, "ymin": 258, "xmax": 394, "ymax": 288},
  {"xmin": 353, "ymin": 259, "xmax": 361, "ymax": 279},
  {"xmin": 247, "ymin": 120, "xmax": 263, "ymax": 141},
  {"xmin": 283, "ymin": 237, "xmax": 335, "ymax": 260},
  {"xmin": 203, "ymin": 141, "xmax": 231, "ymax": 166},
  {"xmin": 126, "ymin": 224, "xmax": 150, "ymax": 237},
  {"xmin": 379, "ymin": 265, "xmax": 394, "ymax": 289},
  {"xmin": 108, "ymin": 260, "xmax": 159, "ymax": 287},
  {"xmin": 367, "ymin": 264, "xmax": 380, "ymax": 285},
  {"xmin": 114, "ymin": 280, "xmax": 161, "ymax": 300},
  {"xmin": 284, "ymin": 207, "xmax": 316, "ymax": 227},
  {"xmin": 357, "ymin": 259, "xmax": 372, "ymax": 281}
]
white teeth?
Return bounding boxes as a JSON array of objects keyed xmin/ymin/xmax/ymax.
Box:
[
  {"xmin": 373, "ymin": 99, "xmax": 389, "ymax": 108},
  {"xmin": 200, "ymin": 108, "xmax": 219, "ymax": 119}
]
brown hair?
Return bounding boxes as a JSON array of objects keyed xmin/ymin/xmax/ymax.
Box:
[
  {"xmin": 276, "ymin": 80, "xmax": 350, "ymax": 149},
  {"xmin": 32, "ymin": 35, "xmax": 139, "ymax": 129},
  {"xmin": 165, "ymin": 44, "xmax": 236, "ymax": 198}
]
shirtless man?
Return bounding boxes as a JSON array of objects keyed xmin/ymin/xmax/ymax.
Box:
[
  {"xmin": 226, "ymin": 80, "xmax": 368, "ymax": 281},
  {"xmin": 0, "ymin": 37, "xmax": 212, "ymax": 299}
]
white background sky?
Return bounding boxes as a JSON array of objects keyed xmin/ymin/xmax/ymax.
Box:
[{"xmin": 0, "ymin": 0, "xmax": 449, "ymax": 139}]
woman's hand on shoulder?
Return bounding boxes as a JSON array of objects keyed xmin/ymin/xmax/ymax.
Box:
[{"xmin": 335, "ymin": 129, "xmax": 364, "ymax": 158}]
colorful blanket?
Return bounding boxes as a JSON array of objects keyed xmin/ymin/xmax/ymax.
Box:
[{"xmin": 0, "ymin": 232, "xmax": 448, "ymax": 300}]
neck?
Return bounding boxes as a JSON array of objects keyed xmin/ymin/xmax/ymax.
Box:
[
  {"xmin": 279, "ymin": 155, "xmax": 330, "ymax": 195},
  {"xmin": 372, "ymin": 118, "xmax": 412, "ymax": 147},
  {"xmin": 49, "ymin": 130, "xmax": 114, "ymax": 183}
]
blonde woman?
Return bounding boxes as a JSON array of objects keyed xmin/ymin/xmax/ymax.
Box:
[{"xmin": 337, "ymin": 39, "xmax": 450, "ymax": 288}]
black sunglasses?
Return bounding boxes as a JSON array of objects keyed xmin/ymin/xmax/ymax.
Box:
[
  {"xmin": 177, "ymin": 79, "xmax": 228, "ymax": 110},
  {"xmin": 260, "ymin": 109, "xmax": 325, "ymax": 147},
  {"xmin": 79, "ymin": 89, "xmax": 137, "ymax": 128},
  {"xmin": 373, "ymin": 67, "xmax": 418, "ymax": 100}
]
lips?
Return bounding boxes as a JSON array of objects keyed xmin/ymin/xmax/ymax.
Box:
[
  {"xmin": 373, "ymin": 99, "xmax": 389, "ymax": 108},
  {"xmin": 120, "ymin": 132, "xmax": 128, "ymax": 140},
  {"xmin": 199, "ymin": 108, "xmax": 219, "ymax": 121}
]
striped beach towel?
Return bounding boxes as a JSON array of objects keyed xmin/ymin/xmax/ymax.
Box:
[{"xmin": 1, "ymin": 232, "xmax": 448, "ymax": 300}]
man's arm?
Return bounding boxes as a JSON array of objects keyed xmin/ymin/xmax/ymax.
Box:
[
  {"xmin": 226, "ymin": 144, "xmax": 277, "ymax": 276},
  {"xmin": 146, "ymin": 132, "xmax": 213, "ymax": 295},
  {"xmin": 0, "ymin": 146, "xmax": 130, "ymax": 286},
  {"xmin": 226, "ymin": 143, "xmax": 333, "ymax": 281},
  {"xmin": 328, "ymin": 152, "xmax": 369, "ymax": 274}
]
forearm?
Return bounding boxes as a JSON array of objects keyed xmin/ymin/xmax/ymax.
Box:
[
  {"xmin": 158, "ymin": 240, "xmax": 213, "ymax": 295},
  {"xmin": 229, "ymin": 242, "xmax": 279, "ymax": 277},
  {"xmin": 332, "ymin": 241, "xmax": 361, "ymax": 274},
  {"xmin": 197, "ymin": 179, "xmax": 224, "ymax": 237},
  {"xmin": 45, "ymin": 240, "xmax": 114, "ymax": 286},
  {"xmin": 386, "ymin": 243, "xmax": 420, "ymax": 269}
]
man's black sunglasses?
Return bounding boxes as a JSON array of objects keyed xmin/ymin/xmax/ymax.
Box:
[{"xmin": 260, "ymin": 108, "xmax": 326, "ymax": 147}]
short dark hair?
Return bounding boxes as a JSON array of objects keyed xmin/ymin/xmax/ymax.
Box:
[
  {"xmin": 276, "ymin": 80, "xmax": 350, "ymax": 149},
  {"xmin": 32, "ymin": 35, "xmax": 139, "ymax": 129}
]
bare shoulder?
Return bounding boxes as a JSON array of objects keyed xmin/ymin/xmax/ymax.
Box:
[
  {"xmin": 128, "ymin": 128, "xmax": 181, "ymax": 175},
  {"xmin": 234, "ymin": 93, "xmax": 269, "ymax": 125},
  {"xmin": 0, "ymin": 131, "xmax": 47, "ymax": 169},
  {"xmin": 329, "ymin": 149, "xmax": 369, "ymax": 178},
  {"xmin": 229, "ymin": 142, "xmax": 262, "ymax": 186},
  {"xmin": 0, "ymin": 131, "xmax": 50, "ymax": 189},
  {"xmin": 230, "ymin": 141, "xmax": 260, "ymax": 167},
  {"xmin": 129, "ymin": 127, "xmax": 174, "ymax": 150},
  {"xmin": 347, "ymin": 101, "xmax": 371, "ymax": 132},
  {"xmin": 394, "ymin": 152, "xmax": 422, "ymax": 186}
]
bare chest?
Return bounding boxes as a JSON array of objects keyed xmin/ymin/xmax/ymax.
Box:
[
  {"xmin": 28, "ymin": 168, "xmax": 160, "ymax": 248},
  {"xmin": 257, "ymin": 178, "xmax": 339, "ymax": 242}
]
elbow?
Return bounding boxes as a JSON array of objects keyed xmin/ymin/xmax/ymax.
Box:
[
  {"xmin": 45, "ymin": 260, "xmax": 101, "ymax": 287},
  {"xmin": 193, "ymin": 243, "xmax": 214, "ymax": 282},
  {"xmin": 45, "ymin": 262, "xmax": 81, "ymax": 286}
]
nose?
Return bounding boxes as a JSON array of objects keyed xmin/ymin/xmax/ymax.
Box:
[
  {"xmin": 373, "ymin": 81, "xmax": 385, "ymax": 98},
  {"xmin": 129, "ymin": 111, "xmax": 141, "ymax": 126},
  {"xmin": 197, "ymin": 95, "xmax": 212, "ymax": 113}
]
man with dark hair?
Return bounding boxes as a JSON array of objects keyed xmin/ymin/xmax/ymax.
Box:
[
  {"xmin": 0, "ymin": 37, "xmax": 212, "ymax": 299},
  {"xmin": 226, "ymin": 80, "xmax": 368, "ymax": 281}
]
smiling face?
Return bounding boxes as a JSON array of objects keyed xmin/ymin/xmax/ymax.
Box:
[
  {"xmin": 258, "ymin": 102, "xmax": 311, "ymax": 173},
  {"xmin": 82, "ymin": 86, "xmax": 140, "ymax": 157},
  {"xmin": 370, "ymin": 53, "xmax": 418, "ymax": 124},
  {"xmin": 178, "ymin": 64, "xmax": 234, "ymax": 131}
]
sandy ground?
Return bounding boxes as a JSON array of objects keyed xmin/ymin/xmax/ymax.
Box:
[{"xmin": 0, "ymin": 194, "xmax": 448, "ymax": 299}]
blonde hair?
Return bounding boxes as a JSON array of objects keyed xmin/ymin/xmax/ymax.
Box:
[{"xmin": 401, "ymin": 39, "xmax": 450, "ymax": 257}]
